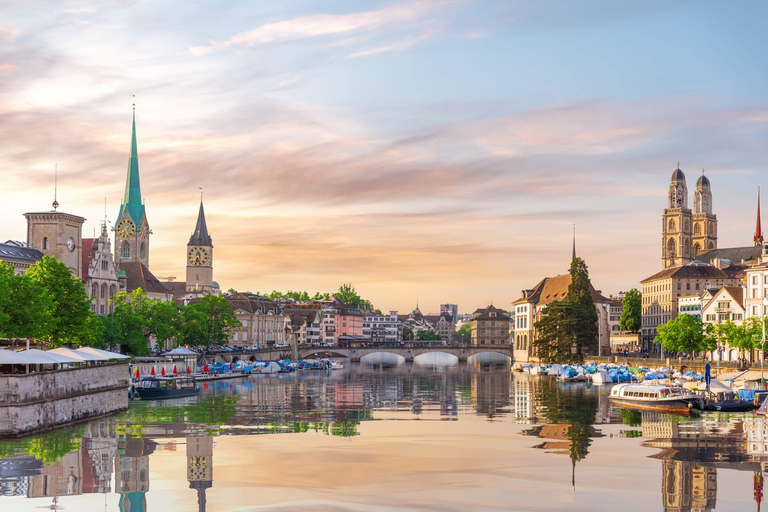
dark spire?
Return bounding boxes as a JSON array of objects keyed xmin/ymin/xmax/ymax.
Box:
[
  {"xmin": 188, "ymin": 200, "xmax": 213, "ymax": 246},
  {"xmin": 756, "ymin": 187, "xmax": 763, "ymax": 247},
  {"xmin": 572, "ymin": 224, "xmax": 576, "ymax": 262}
]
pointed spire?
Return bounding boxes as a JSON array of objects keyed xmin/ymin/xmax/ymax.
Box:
[
  {"xmin": 755, "ymin": 187, "xmax": 763, "ymax": 247},
  {"xmin": 188, "ymin": 198, "xmax": 213, "ymax": 246},
  {"xmin": 124, "ymin": 106, "xmax": 142, "ymax": 207},
  {"xmin": 572, "ymin": 224, "xmax": 576, "ymax": 262}
]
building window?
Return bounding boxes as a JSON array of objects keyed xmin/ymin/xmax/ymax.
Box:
[
  {"xmin": 677, "ymin": 282, "xmax": 681, "ymax": 290},
  {"xmin": 122, "ymin": 242, "xmax": 130, "ymax": 258},
  {"xmin": 42, "ymin": 237, "xmax": 49, "ymax": 250}
]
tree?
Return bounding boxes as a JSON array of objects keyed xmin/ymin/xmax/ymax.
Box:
[
  {"xmin": 452, "ymin": 322, "xmax": 471, "ymax": 344},
  {"xmin": 143, "ymin": 299, "xmax": 183, "ymax": 348},
  {"xmin": 402, "ymin": 326, "xmax": 414, "ymax": 341},
  {"xmin": 99, "ymin": 291, "xmax": 150, "ymax": 355},
  {"xmin": 565, "ymin": 257, "xmax": 598, "ymax": 355},
  {"xmin": 533, "ymin": 301, "xmax": 584, "ymax": 363},
  {"xmin": 655, "ymin": 313, "xmax": 713, "ymax": 354},
  {"xmin": 417, "ymin": 329, "xmax": 441, "ymax": 341},
  {"xmin": 0, "ymin": 263, "xmax": 54, "ymax": 340},
  {"xmin": 619, "ymin": 288, "xmax": 641, "ymax": 332},
  {"xmin": 185, "ymin": 295, "xmax": 241, "ymax": 346},
  {"xmin": 226, "ymin": 288, "xmax": 238, "ymax": 295},
  {"xmin": 25, "ymin": 256, "xmax": 96, "ymax": 347},
  {"xmin": 334, "ymin": 283, "xmax": 373, "ymax": 310}
]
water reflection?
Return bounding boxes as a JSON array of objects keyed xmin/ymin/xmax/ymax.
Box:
[{"xmin": 4, "ymin": 367, "xmax": 768, "ymax": 510}]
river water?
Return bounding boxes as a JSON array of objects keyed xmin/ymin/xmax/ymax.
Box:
[{"xmin": 0, "ymin": 356, "xmax": 764, "ymax": 511}]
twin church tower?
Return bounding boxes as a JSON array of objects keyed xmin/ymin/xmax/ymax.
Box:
[
  {"xmin": 661, "ymin": 164, "xmax": 718, "ymax": 269},
  {"xmin": 114, "ymin": 108, "xmax": 215, "ymax": 296}
]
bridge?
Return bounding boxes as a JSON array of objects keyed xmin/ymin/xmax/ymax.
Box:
[{"xmin": 198, "ymin": 344, "xmax": 513, "ymax": 365}]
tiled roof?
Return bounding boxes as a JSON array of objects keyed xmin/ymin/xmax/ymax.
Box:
[
  {"xmin": 225, "ymin": 293, "xmax": 281, "ymax": 314},
  {"xmin": 284, "ymin": 307, "xmax": 320, "ymax": 325},
  {"xmin": 164, "ymin": 281, "xmax": 187, "ymax": 300},
  {"xmin": 81, "ymin": 237, "xmax": 98, "ymax": 281},
  {"xmin": 514, "ymin": 273, "xmax": 610, "ymax": 306},
  {"xmin": 0, "ymin": 243, "xmax": 43, "ymax": 266},
  {"xmin": 121, "ymin": 262, "xmax": 170, "ymax": 295},
  {"xmin": 472, "ymin": 305, "xmax": 510, "ymax": 320},
  {"xmin": 641, "ymin": 263, "xmax": 742, "ymax": 283},
  {"xmin": 697, "ymin": 246, "xmax": 763, "ymax": 266},
  {"xmin": 703, "ymin": 286, "xmax": 745, "ymax": 312}
]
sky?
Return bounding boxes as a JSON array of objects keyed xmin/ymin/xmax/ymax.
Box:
[{"xmin": 1, "ymin": 0, "xmax": 768, "ymax": 314}]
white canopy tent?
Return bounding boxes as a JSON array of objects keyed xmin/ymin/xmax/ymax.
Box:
[
  {"xmin": 48, "ymin": 347, "xmax": 108, "ymax": 362},
  {"xmin": 0, "ymin": 349, "xmax": 53, "ymax": 365},
  {"xmin": 21, "ymin": 349, "xmax": 81, "ymax": 365},
  {"xmin": 75, "ymin": 347, "xmax": 130, "ymax": 360}
]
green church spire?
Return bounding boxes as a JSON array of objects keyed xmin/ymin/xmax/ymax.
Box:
[
  {"xmin": 116, "ymin": 106, "xmax": 146, "ymax": 226},
  {"xmin": 124, "ymin": 107, "xmax": 142, "ymax": 206}
]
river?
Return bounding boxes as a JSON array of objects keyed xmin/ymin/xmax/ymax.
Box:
[{"xmin": 0, "ymin": 355, "xmax": 764, "ymax": 511}]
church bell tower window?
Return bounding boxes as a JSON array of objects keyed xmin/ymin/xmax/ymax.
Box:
[{"xmin": 122, "ymin": 242, "xmax": 130, "ymax": 258}]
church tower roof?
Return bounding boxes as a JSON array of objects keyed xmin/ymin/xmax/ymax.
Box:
[
  {"xmin": 117, "ymin": 107, "xmax": 146, "ymax": 225},
  {"xmin": 188, "ymin": 200, "xmax": 213, "ymax": 246},
  {"xmin": 755, "ymin": 187, "xmax": 763, "ymax": 247}
]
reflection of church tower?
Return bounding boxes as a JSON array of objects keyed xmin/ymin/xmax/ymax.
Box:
[
  {"xmin": 185, "ymin": 200, "xmax": 214, "ymax": 296},
  {"xmin": 115, "ymin": 107, "xmax": 151, "ymax": 267},
  {"xmin": 661, "ymin": 460, "xmax": 716, "ymax": 512},
  {"xmin": 187, "ymin": 436, "xmax": 213, "ymax": 512},
  {"xmin": 115, "ymin": 438, "xmax": 156, "ymax": 512}
]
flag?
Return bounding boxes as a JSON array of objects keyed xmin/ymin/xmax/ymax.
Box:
[
  {"xmin": 136, "ymin": 367, "xmax": 140, "ymax": 379},
  {"xmin": 187, "ymin": 366, "xmax": 191, "ymax": 375}
]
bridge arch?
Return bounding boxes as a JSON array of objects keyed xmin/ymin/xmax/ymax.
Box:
[
  {"xmin": 360, "ymin": 352, "xmax": 406, "ymax": 365},
  {"xmin": 412, "ymin": 352, "xmax": 459, "ymax": 365},
  {"xmin": 467, "ymin": 351, "xmax": 512, "ymax": 364}
]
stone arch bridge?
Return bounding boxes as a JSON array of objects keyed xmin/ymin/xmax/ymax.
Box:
[{"xmin": 199, "ymin": 345, "xmax": 513, "ymax": 365}]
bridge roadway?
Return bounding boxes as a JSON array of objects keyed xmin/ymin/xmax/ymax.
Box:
[{"xmin": 198, "ymin": 344, "xmax": 513, "ymax": 365}]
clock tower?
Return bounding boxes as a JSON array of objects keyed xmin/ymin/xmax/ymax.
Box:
[
  {"xmin": 114, "ymin": 107, "xmax": 151, "ymax": 267},
  {"xmin": 662, "ymin": 164, "xmax": 693, "ymax": 269},
  {"xmin": 186, "ymin": 199, "xmax": 213, "ymax": 295}
]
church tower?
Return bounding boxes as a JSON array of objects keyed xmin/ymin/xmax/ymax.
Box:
[
  {"xmin": 186, "ymin": 199, "xmax": 213, "ymax": 295},
  {"xmin": 662, "ymin": 164, "xmax": 693, "ymax": 269},
  {"xmin": 692, "ymin": 169, "xmax": 717, "ymax": 258},
  {"xmin": 114, "ymin": 107, "xmax": 151, "ymax": 267}
]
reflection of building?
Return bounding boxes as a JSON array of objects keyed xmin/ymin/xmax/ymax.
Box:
[
  {"xmin": 27, "ymin": 450, "xmax": 83, "ymax": 498},
  {"xmin": 662, "ymin": 460, "xmax": 717, "ymax": 512},
  {"xmin": 81, "ymin": 419, "xmax": 118, "ymax": 494},
  {"xmin": 116, "ymin": 438, "xmax": 157, "ymax": 512},
  {"xmin": 471, "ymin": 363, "xmax": 510, "ymax": 417},
  {"xmin": 187, "ymin": 436, "xmax": 213, "ymax": 512},
  {"xmin": 0, "ymin": 455, "xmax": 41, "ymax": 496}
]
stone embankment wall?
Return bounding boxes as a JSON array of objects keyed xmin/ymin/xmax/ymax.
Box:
[{"xmin": 0, "ymin": 362, "xmax": 129, "ymax": 437}]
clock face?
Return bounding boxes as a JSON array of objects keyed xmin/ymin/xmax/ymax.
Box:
[
  {"xmin": 138, "ymin": 221, "xmax": 149, "ymax": 240},
  {"xmin": 187, "ymin": 246, "xmax": 209, "ymax": 266},
  {"xmin": 67, "ymin": 237, "xmax": 75, "ymax": 252},
  {"xmin": 116, "ymin": 219, "xmax": 135, "ymax": 238}
]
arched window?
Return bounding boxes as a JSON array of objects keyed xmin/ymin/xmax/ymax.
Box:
[
  {"xmin": 91, "ymin": 284, "xmax": 97, "ymax": 299},
  {"xmin": 122, "ymin": 242, "xmax": 130, "ymax": 258},
  {"xmin": 140, "ymin": 242, "xmax": 146, "ymax": 259},
  {"xmin": 110, "ymin": 284, "xmax": 116, "ymax": 298},
  {"xmin": 684, "ymin": 238, "xmax": 690, "ymax": 258},
  {"xmin": 42, "ymin": 237, "xmax": 49, "ymax": 250},
  {"xmin": 667, "ymin": 238, "xmax": 676, "ymax": 257},
  {"xmin": 693, "ymin": 242, "xmax": 701, "ymax": 258},
  {"xmin": 683, "ymin": 218, "xmax": 689, "ymax": 232},
  {"xmin": 709, "ymin": 241, "xmax": 715, "ymax": 250},
  {"xmin": 101, "ymin": 283, "xmax": 107, "ymax": 299},
  {"xmin": 694, "ymin": 223, "xmax": 701, "ymax": 236},
  {"xmin": 668, "ymin": 219, "xmax": 675, "ymax": 232}
]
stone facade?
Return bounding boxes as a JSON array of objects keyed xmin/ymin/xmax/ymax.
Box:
[
  {"xmin": 24, "ymin": 210, "xmax": 85, "ymax": 278},
  {"xmin": 0, "ymin": 362, "xmax": 129, "ymax": 437},
  {"xmin": 470, "ymin": 305, "xmax": 510, "ymax": 347},
  {"xmin": 83, "ymin": 224, "xmax": 123, "ymax": 315},
  {"xmin": 225, "ymin": 293, "xmax": 288, "ymax": 348}
]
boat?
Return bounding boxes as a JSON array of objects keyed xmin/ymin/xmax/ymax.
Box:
[
  {"xmin": 706, "ymin": 399, "xmax": 754, "ymax": 412},
  {"xmin": 590, "ymin": 369, "xmax": 614, "ymax": 385},
  {"xmin": 329, "ymin": 361, "xmax": 344, "ymax": 370},
  {"xmin": 609, "ymin": 383, "xmax": 703, "ymax": 413},
  {"xmin": 134, "ymin": 376, "xmax": 199, "ymax": 400}
]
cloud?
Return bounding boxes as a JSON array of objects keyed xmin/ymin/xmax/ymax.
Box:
[
  {"xmin": 348, "ymin": 30, "xmax": 438, "ymax": 58},
  {"xmin": 190, "ymin": 0, "xmax": 451, "ymax": 55}
]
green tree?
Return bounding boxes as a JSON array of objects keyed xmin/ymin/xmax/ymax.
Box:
[
  {"xmin": 0, "ymin": 264, "xmax": 54, "ymax": 340},
  {"xmin": 143, "ymin": 299, "xmax": 183, "ymax": 348},
  {"xmin": 226, "ymin": 288, "xmax": 238, "ymax": 295},
  {"xmin": 99, "ymin": 291, "xmax": 150, "ymax": 355},
  {"xmin": 25, "ymin": 256, "xmax": 96, "ymax": 347},
  {"xmin": 186, "ymin": 295, "xmax": 241, "ymax": 346},
  {"xmin": 334, "ymin": 283, "xmax": 373, "ymax": 310},
  {"xmin": 403, "ymin": 326, "xmax": 414, "ymax": 341},
  {"xmin": 533, "ymin": 301, "xmax": 584, "ymax": 363},
  {"xmin": 417, "ymin": 329, "xmax": 441, "ymax": 341},
  {"xmin": 655, "ymin": 313, "xmax": 713, "ymax": 354},
  {"xmin": 619, "ymin": 288, "xmax": 642, "ymax": 332},
  {"xmin": 452, "ymin": 322, "xmax": 472, "ymax": 344},
  {"xmin": 566, "ymin": 257, "xmax": 598, "ymax": 355}
]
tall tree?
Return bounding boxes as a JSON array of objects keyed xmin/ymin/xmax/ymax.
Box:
[
  {"xmin": 0, "ymin": 263, "xmax": 54, "ymax": 340},
  {"xmin": 655, "ymin": 313, "xmax": 712, "ymax": 354},
  {"xmin": 334, "ymin": 283, "xmax": 373, "ymax": 310},
  {"xmin": 186, "ymin": 295, "xmax": 241, "ymax": 347},
  {"xmin": 452, "ymin": 322, "xmax": 472, "ymax": 344},
  {"xmin": 25, "ymin": 256, "xmax": 96, "ymax": 347},
  {"xmin": 619, "ymin": 288, "xmax": 642, "ymax": 332},
  {"xmin": 566, "ymin": 257, "xmax": 598, "ymax": 356},
  {"xmin": 417, "ymin": 329, "xmax": 441, "ymax": 341},
  {"xmin": 533, "ymin": 301, "xmax": 584, "ymax": 363},
  {"xmin": 402, "ymin": 326, "xmax": 414, "ymax": 341}
]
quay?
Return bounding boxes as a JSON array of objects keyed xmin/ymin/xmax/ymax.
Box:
[{"xmin": 0, "ymin": 348, "xmax": 130, "ymax": 437}]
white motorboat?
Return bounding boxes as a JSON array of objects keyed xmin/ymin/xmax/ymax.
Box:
[{"xmin": 609, "ymin": 383, "xmax": 703, "ymax": 413}]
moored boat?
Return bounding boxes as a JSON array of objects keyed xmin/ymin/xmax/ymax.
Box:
[
  {"xmin": 134, "ymin": 376, "xmax": 199, "ymax": 400},
  {"xmin": 609, "ymin": 383, "xmax": 703, "ymax": 413}
]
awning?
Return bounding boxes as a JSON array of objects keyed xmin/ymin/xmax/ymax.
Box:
[
  {"xmin": 48, "ymin": 347, "xmax": 108, "ymax": 362},
  {"xmin": 164, "ymin": 347, "xmax": 197, "ymax": 356},
  {"xmin": 75, "ymin": 347, "xmax": 130, "ymax": 360},
  {"xmin": 0, "ymin": 349, "xmax": 55, "ymax": 365},
  {"xmin": 21, "ymin": 349, "xmax": 81, "ymax": 364}
]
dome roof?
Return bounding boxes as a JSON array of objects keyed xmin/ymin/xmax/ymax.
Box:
[
  {"xmin": 671, "ymin": 167, "xmax": 686, "ymax": 183},
  {"xmin": 696, "ymin": 172, "xmax": 710, "ymax": 188}
]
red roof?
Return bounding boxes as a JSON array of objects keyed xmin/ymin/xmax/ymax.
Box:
[{"xmin": 80, "ymin": 237, "xmax": 98, "ymax": 282}]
